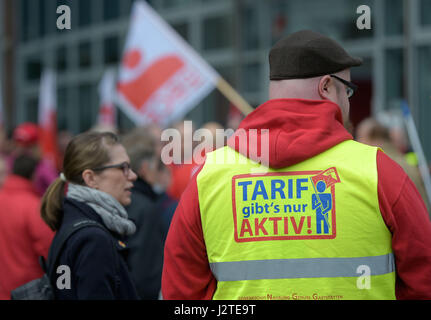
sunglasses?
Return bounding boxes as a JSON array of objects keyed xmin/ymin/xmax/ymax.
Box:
[
  {"xmin": 330, "ymin": 75, "xmax": 358, "ymax": 98},
  {"xmin": 92, "ymin": 161, "xmax": 131, "ymax": 176}
]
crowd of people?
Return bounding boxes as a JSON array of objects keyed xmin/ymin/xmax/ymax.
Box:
[
  {"xmin": 0, "ymin": 30, "xmax": 430, "ymax": 300},
  {"xmin": 0, "ymin": 118, "xmax": 230, "ymax": 299}
]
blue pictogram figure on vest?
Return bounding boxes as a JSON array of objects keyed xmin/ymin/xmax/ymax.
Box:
[{"xmin": 312, "ymin": 181, "xmax": 332, "ymax": 234}]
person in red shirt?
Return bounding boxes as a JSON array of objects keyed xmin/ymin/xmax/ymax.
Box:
[
  {"xmin": 166, "ymin": 121, "xmax": 197, "ymax": 201},
  {"xmin": 0, "ymin": 155, "xmax": 7, "ymax": 189},
  {"xmin": 162, "ymin": 30, "xmax": 431, "ymax": 300},
  {"xmin": 7, "ymin": 123, "xmax": 58, "ymax": 197},
  {"xmin": 0, "ymin": 154, "xmax": 54, "ymax": 300}
]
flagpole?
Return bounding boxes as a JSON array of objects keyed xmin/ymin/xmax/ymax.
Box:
[
  {"xmin": 401, "ymin": 101, "xmax": 431, "ymax": 208},
  {"xmin": 216, "ymin": 77, "xmax": 254, "ymax": 116}
]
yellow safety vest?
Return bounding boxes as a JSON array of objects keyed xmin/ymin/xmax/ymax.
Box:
[{"xmin": 197, "ymin": 140, "xmax": 395, "ymax": 300}]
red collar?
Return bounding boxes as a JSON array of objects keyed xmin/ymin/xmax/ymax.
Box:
[{"xmin": 227, "ymin": 99, "xmax": 352, "ymax": 168}]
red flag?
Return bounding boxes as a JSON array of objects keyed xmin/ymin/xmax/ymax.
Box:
[{"xmin": 38, "ymin": 70, "xmax": 59, "ymax": 167}]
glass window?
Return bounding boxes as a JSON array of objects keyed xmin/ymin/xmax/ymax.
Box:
[
  {"xmin": 270, "ymin": 0, "xmax": 288, "ymax": 44},
  {"xmin": 45, "ymin": 0, "xmax": 58, "ymax": 35},
  {"xmin": 163, "ymin": 0, "xmax": 195, "ymax": 9},
  {"xmin": 117, "ymin": 109, "xmax": 134, "ymax": 133},
  {"xmin": 241, "ymin": 63, "xmax": 260, "ymax": 92},
  {"xmin": 121, "ymin": 0, "xmax": 134, "ymax": 17},
  {"xmin": 241, "ymin": 4, "xmax": 260, "ymax": 50},
  {"xmin": 26, "ymin": 0, "xmax": 39, "ymax": 41},
  {"xmin": 184, "ymin": 90, "xmax": 213, "ymax": 129},
  {"xmin": 272, "ymin": 0, "xmax": 374, "ymax": 44},
  {"xmin": 78, "ymin": 0, "xmax": 92, "ymax": 27},
  {"xmin": 185, "ymin": 64, "xmax": 236, "ymax": 127},
  {"xmin": 384, "ymin": 0, "xmax": 403, "ymax": 35},
  {"xmin": 56, "ymin": 46, "xmax": 68, "ymax": 72},
  {"xmin": 215, "ymin": 65, "xmax": 237, "ymax": 126},
  {"xmin": 20, "ymin": 0, "xmax": 30, "ymax": 42},
  {"xmin": 0, "ymin": 3, "xmax": 3, "ymax": 37},
  {"xmin": 385, "ymin": 49, "xmax": 404, "ymax": 107},
  {"xmin": 25, "ymin": 96, "xmax": 39, "ymax": 123},
  {"xmin": 420, "ymin": 0, "xmax": 431, "ymax": 26},
  {"xmin": 216, "ymin": 65, "xmax": 236, "ymax": 87},
  {"xmin": 104, "ymin": 36, "xmax": 120, "ymax": 64},
  {"xmin": 172, "ymin": 22, "xmax": 189, "ymax": 42},
  {"xmin": 344, "ymin": 0, "xmax": 374, "ymax": 40},
  {"xmin": 78, "ymin": 84, "xmax": 97, "ymax": 132},
  {"xmin": 79, "ymin": 42, "xmax": 92, "ymax": 68},
  {"xmin": 57, "ymin": 86, "xmax": 68, "ymax": 130},
  {"xmin": 38, "ymin": 0, "xmax": 46, "ymax": 37},
  {"xmin": 103, "ymin": 0, "xmax": 120, "ymax": 21},
  {"xmin": 217, "ymin": 64, "xmax": 237, "ymax": 123},
  {"xmin": 418, "ymin": 46, "xmax": 431, "ymax": 159},
  {"xmin": 26, "ymin": 56, "xmax": 42, "ymax": 81},
  {"xmin": 350, "ymin": 57, "xmax": 373, "ymax": 128},
  {"xmin": 203, "ymin": 15, "xmax": 233, "ymax": 51},
  {"xmin": 56, "ymin": 0, "xmax": 73, "ymax": 34}
]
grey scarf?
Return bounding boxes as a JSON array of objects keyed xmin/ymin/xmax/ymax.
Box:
[{"xmin": 67, "ymin": 183, "xmax": 136, "ymax": 236}]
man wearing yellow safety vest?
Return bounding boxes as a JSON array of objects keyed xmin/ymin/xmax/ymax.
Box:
[{"xmin": 162, "ymin": 30, "xmax": 431, "ymax": 300}]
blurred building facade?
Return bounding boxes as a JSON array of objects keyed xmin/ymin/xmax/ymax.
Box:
[{"xmin": 0, "ymin": 0, "xmax": 430, "ymax": 158}]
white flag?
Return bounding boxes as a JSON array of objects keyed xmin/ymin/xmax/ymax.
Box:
[
  {"xmin": 98, "ymin": 69, "xmax": 117, "ymax": 127},
  {"xmin": 38, "ymin": 70, "xmax": 56, "ymax": 127},
  {"xmin": 38, "ymin": 70, "xmax": 58, "ymax": 165},
  {"xmin": 116, "ymin": 1, "xmax": 218, "ymax": 127}
]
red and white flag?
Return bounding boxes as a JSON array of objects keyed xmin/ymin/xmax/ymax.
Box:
[
  {"xmin": 98, "ymin": 69, "xmax": 117, "ymax": 127},
  {"xmin": 38, "ymin": 70, "xmax": 58, "ymax": 166},
  {"xmin": 310, "ymin": 167, "xmax": 341, "ymax": 192},
  {"xmin": 116, "ymin": 1, "xmax": 218, "ymax": 127}
]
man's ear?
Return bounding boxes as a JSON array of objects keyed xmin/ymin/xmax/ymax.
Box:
[
  {"xmin": 318, "ymin": 75, "xmax": 333, "ymax": 99},
  {"xmin": 82, "ymin": 169, "xmax": 98, "ymax": 189}
]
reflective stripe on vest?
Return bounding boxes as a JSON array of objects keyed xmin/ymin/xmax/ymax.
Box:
[{"xmin": 210, "ymin": 253, "xmax": 395, "ymax": 281}]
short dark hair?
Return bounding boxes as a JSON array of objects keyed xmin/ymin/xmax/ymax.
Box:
[{"xmin": 13, "ymin": 154, "xmax": 39, "ymax": 180}]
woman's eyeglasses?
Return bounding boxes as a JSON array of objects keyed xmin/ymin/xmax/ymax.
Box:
[
  {"xmin": 92, "ymin": 162, "xmax": 131, "ymax": 176},
  {"xmin": 330, "ymin": 75, "xmax": 358, "ymax": 99}
]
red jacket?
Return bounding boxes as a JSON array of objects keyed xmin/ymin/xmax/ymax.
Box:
[
  {"xmin": 162, "ymin": 99, "xmax": 431, "ymax": 300},
  {"xmin": 0, "ymin": 175, "xmax": 55, "ymax": 299},
  {"xmin": 167, "ymin": 162, "xmax": 197, "ymax": 201}
]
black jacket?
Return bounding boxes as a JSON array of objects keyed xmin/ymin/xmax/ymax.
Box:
[
  {"xmin": 51, "ymin": 197, "xmax": 139, "ymax": 300},
  {"xmin": 125, "ymin": 178, "xmax": 166, "ymax": 300}
]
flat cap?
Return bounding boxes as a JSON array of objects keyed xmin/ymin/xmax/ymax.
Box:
[{"xmin": 269, "ymin": 30, "xmax": 362, "ymax": 80}]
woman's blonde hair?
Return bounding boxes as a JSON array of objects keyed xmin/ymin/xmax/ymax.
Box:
[{"xmin": 41, "ymin": 131, "xmax": 119, "ymax": 231}]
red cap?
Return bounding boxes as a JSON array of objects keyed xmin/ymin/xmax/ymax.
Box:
[{"xmin": 13, "ymin": 122, "xmax": 39, "ymax": 147}]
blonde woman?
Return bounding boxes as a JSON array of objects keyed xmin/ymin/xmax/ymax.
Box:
[{"xmin": 41, "ymin": 131, "xmax": 139, "ymax": 300}]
